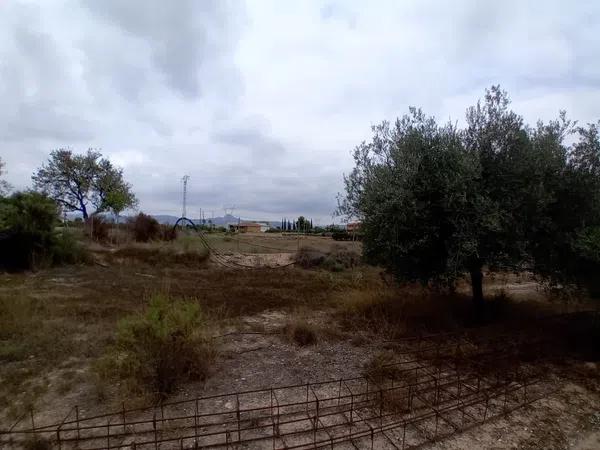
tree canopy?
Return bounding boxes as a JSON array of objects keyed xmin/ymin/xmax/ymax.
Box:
[
  {"xmin": 32, "ymin": 149, "xmax": 137, "ymax": 219},
  {"xmin": 0, "ymin": 157, "xmax": 11, "ymax": 196},
  {"xmin": 338, "ymin": 86, "xmax": 600, "ymax": 303}
]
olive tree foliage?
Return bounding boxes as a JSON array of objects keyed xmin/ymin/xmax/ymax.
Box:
[
  {"xmin": 32, "ymin": 149, "xmax": 137, "ymax": 219},
  {"xmin": 338, "ymin": 86, "xmax": 600, "ymax": 303},
  {"xmin": 0, "ymin": 157, "xmax": 11, "ymax": 196}
]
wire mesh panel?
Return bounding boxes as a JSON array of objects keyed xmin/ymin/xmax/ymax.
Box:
[{"xmin": 0, "ymin": 333, "xmax": 550, "ymax": 449}]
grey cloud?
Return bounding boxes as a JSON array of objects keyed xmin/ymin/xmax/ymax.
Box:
[
  {"xmin": 0, "ymin": 6, "xmax": 94, "ymax": 142},
  {"xmin": 83, "ymin": 0, "xmax": 244, "ymax": 99},
  {"xmin": 2, "ymin": 1, "xmax": 600, "ymax": 224},
  {"xmin": 3, "ymin": 103, "xmax": 93, "ymax": 142},
  {"xmin": 214, "ymin": 127, "xmax": 286, "ymax": 161}
]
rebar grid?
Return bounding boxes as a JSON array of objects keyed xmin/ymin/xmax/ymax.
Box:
[{"xmin": 1, "ymin": 333, "xmax": 549, "ymax": 449}]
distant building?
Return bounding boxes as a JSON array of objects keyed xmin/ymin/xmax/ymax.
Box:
[
  {"xmin": 257, "ymin": 222, "xmax": 271, "ymax": 232},
  {"xmin": 229, "ymin": 222, "xmax": 262, "ymax": 233},
  {"xmin": 346, "ymin": 222, "xmax": 362, "ymax": 233}
]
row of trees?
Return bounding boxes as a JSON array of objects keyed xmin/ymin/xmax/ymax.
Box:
[
  {"xmin": 338, "ymin": 86, "xmax": 600, "ymax": 304},
  {"xmin": 280, "ymin": 216, "xmax": 314, "ymax": 232}
]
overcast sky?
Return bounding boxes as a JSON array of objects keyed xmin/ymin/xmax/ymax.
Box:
[{"xmin": 1, "ymin": 1, "xmax": 599, "ymax": 223}]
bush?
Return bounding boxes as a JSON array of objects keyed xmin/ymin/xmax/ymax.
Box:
[
  {"xmin": 96, "ymin": 295, "xmax": 215, "ymax": 397},
  {"xmin": 84, "ymin": 215, "xmax": 110, "ymax": 241},
  {"xmin": 0, "ymin": 192, "xmax": 58, "ymax": 270},
  {"xmin": 52, "ymin": 229, "xmax": 91, "ymax": 265},
  {"xmin": 325, "ymin": 245, "xmax": 360, "ymax": 269},
  {"xmin": 130, "ymin": 213, "xmax": 161, "ymax": 242}
]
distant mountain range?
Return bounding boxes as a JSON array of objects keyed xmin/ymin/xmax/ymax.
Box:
[
  {"xmin": 150, "ymin": 214, "xmax": 282, "ymax": 228},
  {"xmin": 67, "ymin": 212, "xmax": 303, "ymax": 229},
  {"xmin": 151, "ymin": 213, "xmax": 238, "ymax": 226}
]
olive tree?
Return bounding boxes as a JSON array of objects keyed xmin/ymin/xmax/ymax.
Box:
[
  {"xmin": 0, "ymin": 157, "xmax": 11, "ymax": 196},
  {"xmin": 338, "ymin": 86, "xmax": 600, "ymax": 305},
  {"xmin": 32, "ymin": 149, "xmax": 137, "ymax": 219}
]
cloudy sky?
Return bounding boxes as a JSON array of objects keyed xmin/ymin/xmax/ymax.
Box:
[{"xmin": 1, "ymin": 1, "xmax": 599, "ymax": 223}]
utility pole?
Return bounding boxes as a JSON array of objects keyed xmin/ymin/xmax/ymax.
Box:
[{"xmin": 181, "ymin": 175, "xmax": 190, "ymax": 218}]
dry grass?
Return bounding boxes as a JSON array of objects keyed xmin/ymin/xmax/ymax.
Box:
[
  {"xmin": 295, "ymin": 244, "xmax": 360, "ymax": 272},
  {"xmin": 110, "ymin": 240, "xmax": 209, "ymax": 266},
  {"xmin": 333, "ymin": 284, "xmax": 536, "ymax": 339},
  {"xmin": 202, "ymin": 232, "xmax": 362, "ymax": 255},
  {"xmin": 1, "ymin": 229, "xmax": 595, "ymax": 423},
  {"xmin": 0, "ymin": 260, "xmax": 366, "ymax": 416}
]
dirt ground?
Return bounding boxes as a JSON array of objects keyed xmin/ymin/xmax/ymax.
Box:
[
  {"xmin": 0, "ymin": 237, "xmax": 599, "ymax": 448},
  {"xmin": 203, "ymin": 232, "xmax": 362, "ymax": 255}
]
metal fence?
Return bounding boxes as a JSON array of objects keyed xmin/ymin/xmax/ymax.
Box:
[{"xmin": 1, "ymin": 332, "xmax": 550, "ymax": 449}]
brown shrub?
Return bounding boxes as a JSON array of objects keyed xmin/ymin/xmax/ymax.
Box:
[
  {"xmin": 130, "ymin": 213, "xmax": 161, "ymax": 242},
  {"xmin": 283, "ymin": 319, "xmax": 318, "ymax": 346},
  {"xmin": 323, "ymin": 244, "xmax": 360, "ymax": 270},
  {"xmin": 296, "ymin": 244, "xmax": 360, "ymax": 272},
  {"xmin": 295, "ymin": 246, "xmax": 325, "ymax": 268},
  {"xmin": 85, "ymin": 216, "xmax": 110, "ymax": 241}
]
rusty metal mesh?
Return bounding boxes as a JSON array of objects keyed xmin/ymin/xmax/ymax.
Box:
[{"xmin": 1, "ymin": 333, "xmax": 551, "ymax": 449}]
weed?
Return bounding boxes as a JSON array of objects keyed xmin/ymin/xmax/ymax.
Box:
[
  {"xmin": 295, "ymin": 247, "xmax": 325, "ymax": 268},
  {"xmin": 323, "ymin": 244, "xmax": 360, "ymax": 270},
  {"xmin": 283, "ymin": 319, "xmax": 318, "ymax": 346},
  {"xmin": 363, "ymin": 351, "xmax": 399, "ymax": 383}
]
